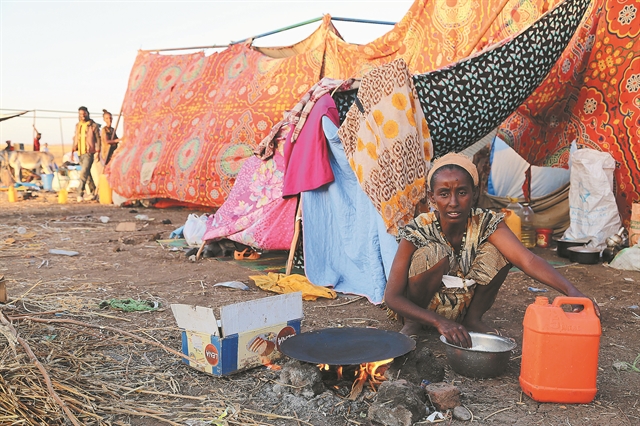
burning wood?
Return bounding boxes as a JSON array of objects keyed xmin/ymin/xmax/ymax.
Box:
[
  {"xmin": 349, "ymin": 359, "xmax": 392, "ymax": 399},
  {"xmin": 317, "ymin": 359, "xmax": 393, "ymax": 400}
]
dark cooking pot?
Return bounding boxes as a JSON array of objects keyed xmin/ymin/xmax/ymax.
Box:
[
  {"xmin": 567, "ymin": 246, "xmax": 601, "ymax": 264},
  {"xmin": 554, "ymin": 237, "xmax": 592, "ymax": 258}
]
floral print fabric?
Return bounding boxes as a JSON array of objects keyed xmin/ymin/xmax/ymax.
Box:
[
  {"xmin": 109, "ymin": 0, "xmax": 564, "ymax": 209},
  {"xmin": 498, "ymin": 0, "xmax": 640, "ymax": 225},
  {"xmin": 202, "ymin": 141, "xmax": 297, "ymax": 250},
  {"xmin": 337, "ymin": 59, "xmax": 433, "ymax": 236}
]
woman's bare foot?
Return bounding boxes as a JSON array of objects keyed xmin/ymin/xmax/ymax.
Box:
[{"xmin": 400, "ymin": 319, "xmax": 424, "ymax": 337}]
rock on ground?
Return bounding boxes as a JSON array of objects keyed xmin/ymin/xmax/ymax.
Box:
[
  {"xmin": 368, "ymin": 379, "xmax": 427, "ymax": 425},
  {"xmin": 278, "ymin": 360, "xmax": 325, "ymax": 398},
  {"xmin": 424, "ymin": 382, "xmax": 460, "ymax": 411},
  {"xmin": 453, "ymin": 405, "xmax": 472, "ymax": 421}
]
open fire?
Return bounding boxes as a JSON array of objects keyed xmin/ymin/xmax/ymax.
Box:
[{"xmin": 318, "ymin": 359, "xmax": 393, "ymax": 400}]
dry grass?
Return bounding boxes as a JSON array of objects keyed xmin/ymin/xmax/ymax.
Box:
[{"xmin": 0, "ymin": 297, "xmax": 285, "ymax": 425}]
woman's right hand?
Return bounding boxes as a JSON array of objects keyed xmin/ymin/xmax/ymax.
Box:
[{"xmin": 437, "ymin": 318, "xmax": 472, "ymax": 348}]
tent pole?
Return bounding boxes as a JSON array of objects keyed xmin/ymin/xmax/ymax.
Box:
[
  {"xmin": 1, "ymin": 107, "xmax": 102, "ymax": 115},
  {"xmin": 142, "ymin": 44, "xmax": 230, "ymax": 53},
  {"xmin": 111, "ymin": 99, "xmax": 125, "ymax": 145},
  {"xmin": 463, "ymin": 0, "xmax": 511, "ymax": 57},
  {"xmin": 196, "ymin": 240, "xmax": 207, "ymax": 261},
  {"xmin": 330, "ymin": 16, "xmax": 396, "ymax": 26},
  {"xmin": 59, "ymin": 118, "xmax": 65, "ymax": 157},
  {"xmin": 141, "ymin": 15, "xmax": 398, "ymax": 52},
  {"xmin": 286, "ymin": 196, "xmax": 303, "ymax": 275},
  {"xmin": 32, "ymin": 110, "xmax": 36, "ymax": 150},
  {"xmin": 231, "ymin": 17, "xmax": 324, "ymax": 45}
]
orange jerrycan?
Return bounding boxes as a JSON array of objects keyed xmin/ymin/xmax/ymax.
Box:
[{"xmin": 520, "ymin": 296, "xmax": 601, "ymax": 403}]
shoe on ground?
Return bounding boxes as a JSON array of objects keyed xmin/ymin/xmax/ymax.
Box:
[
  {"xmin": 76, "ymin": 195, "xmax": 84, "ymax": 202},
  {"xmin": 84, "ymin": 193, "xmax": 96, "ymax": 201}
]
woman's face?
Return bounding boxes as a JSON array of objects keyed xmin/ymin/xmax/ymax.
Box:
[
  {"xmin": 428, "ymin": 168, "xmax": 475, "ymax": 224},
  {"xmin": 104, "ymin": 114, "xmax": 112, "ymax": 127}
]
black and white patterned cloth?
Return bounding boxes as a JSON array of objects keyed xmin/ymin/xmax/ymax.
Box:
[{"xmin": 334, "ymin": 0, "xmax": 590, "ymax": 157}]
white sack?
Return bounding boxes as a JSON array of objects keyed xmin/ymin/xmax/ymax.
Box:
[
  {"xmin": 488, "ymin": 137, "xmax": 570, "ymax": 198},
  {"xmin": 609, "ymin": 245, "xmax": 640, "ymax": 271},
  {"xmin": 183, "ymin": 214, "xmax": 208, "ymax": 247},
  {"xmin": 563, "ymin": 148, "xmax": 621, "ymax": 249}
]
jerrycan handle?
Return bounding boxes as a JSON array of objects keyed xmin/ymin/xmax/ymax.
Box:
[{"xmin": 551, "ymin": 296, "xmax": 595, "ymax": 315}]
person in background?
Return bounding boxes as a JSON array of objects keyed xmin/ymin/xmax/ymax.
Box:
[
  {"xmin": 42, "ymin": 143, "xmax": 49, "ymax": 152},
  {"xmin": 384, "ymin": 153, "xmax": 600, "ymax": 347},
  {"xmin": 99, "ymin": 109, "xmax": 120, "ymax": 166},
  {"xmin": 32, "ymin": 125, "xmax": 42, "ymax": 151},
  {"xmin": 4, "ymin": 141, "xmax": 14, "ymax": 151},
  {"xmin": 71, "ymin": 106, "xmax": 101, "ymax": 202}
]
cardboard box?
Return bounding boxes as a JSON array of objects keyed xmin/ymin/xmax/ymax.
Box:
[{"xmin": 171, "ymin": 292, "xmax": 303, "ymax": 376}]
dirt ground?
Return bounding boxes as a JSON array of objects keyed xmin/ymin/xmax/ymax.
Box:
[{"xmin": 1, "ymin": 191, "xmax": 639, "ymax": 426}]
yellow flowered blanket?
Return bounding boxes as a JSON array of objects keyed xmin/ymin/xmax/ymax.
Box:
[{"xmin": 337, "ymin": 59, "xmax": 433, "ymax": 236}]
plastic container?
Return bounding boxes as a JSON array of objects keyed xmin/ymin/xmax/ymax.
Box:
[
  {"xmin": 520, "ymin": 296, "xmax": 601, "ymax": 403},
  {"xmin": 98, "ymin": 174, "xmax": 112, "ymax": 205},
  {"xmin": 521, "ymin": 203, "xmax": 536, "ymax": 248},
  {"xmin": 52, "ymin": 173, "xmax": 70, "ymax": 192},
  {"xmin": 503, "ymin": 198, "xmax": 523, "ymax": 242},
  {"xmin": 40, "ymin": 173, "xmax": 54, "ymax": 191},
  {"xmin": 58, "ymin": 188, "xmax": 68, "ymax": 204},
  {"xmin": 536, "ymin": 228, "xmax": 553, "ymax": 248},
  {"xmin": 8, "ymin": 186, "xmax": 18, "ymax": 203}
]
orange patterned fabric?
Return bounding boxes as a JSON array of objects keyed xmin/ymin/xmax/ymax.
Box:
[
  {"xmin": 498, "ymin": 0, "xmax": 640, "ymax": 225},
  {"xmin": 108, "ymin": 0, "xmax": 585, "ymax": 209},
  {"xmin": 107, "ymin": 19, "xmax": 330, "ymax": 205},
  {"xmin": 323, "ymin": 0, "xmax": 562, "ymax": 78}
]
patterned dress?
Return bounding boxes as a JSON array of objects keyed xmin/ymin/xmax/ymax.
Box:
[{"xmin": 397, "ymin": 208, "xmax": 510, "ymax": 322}]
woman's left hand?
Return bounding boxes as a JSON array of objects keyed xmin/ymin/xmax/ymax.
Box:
[{"xmin": 567, "ymin": 289, "xmax": 601, "ymax": 318}]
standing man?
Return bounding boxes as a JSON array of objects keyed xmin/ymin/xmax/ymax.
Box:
[
  {"xmin": 32, "ymin": 125, "xmax": 42, "ymax": 151},
  {"xmin": 72, "ymin": 106, "xmax": 101, "ymax": 202}
]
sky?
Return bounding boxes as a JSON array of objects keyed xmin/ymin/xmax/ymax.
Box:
[{"xmin": 0, "ymin": 0, "xmax": 413, "ymax": 151}]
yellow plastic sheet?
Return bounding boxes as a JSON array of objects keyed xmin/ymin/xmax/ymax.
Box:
[{"xmin": 249, "ymin": 273, "xmax": 337, "ymax": 301}]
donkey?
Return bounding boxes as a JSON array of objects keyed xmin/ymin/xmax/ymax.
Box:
[{"xmin": 0, "ymin": 150, "xmax": 56, "ymax": 182}]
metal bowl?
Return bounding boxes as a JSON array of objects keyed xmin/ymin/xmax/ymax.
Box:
[
  {"xmin": 567, "ymin": 246, "xmax": 601, "ymax": 264},
  {"xmin": 553, "ymin": 237, "xmax": 592, "ymax": 258},
  {"xmin": 439, "ymin": 332, "xmax": 517, "ymax": 378}
]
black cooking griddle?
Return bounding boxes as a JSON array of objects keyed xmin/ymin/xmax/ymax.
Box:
[{"xmin": 279, "ymin": 327, "xmax": 416, "ymax": 365}]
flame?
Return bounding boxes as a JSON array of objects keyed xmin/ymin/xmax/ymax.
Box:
[
  {"xmin": 362, "ymin": 358, "xmax": 393, "ymax": 384},
  {"xmin": 260, "ymin": 356, "xmax": 281, "ymax": 370},
  {"xmin": 315, "ymin": 359, "xmax": 393, "ymax": 400},
  {"xmin": 349, "ymin": 358, "xmax": 393, "ymax": 400}
]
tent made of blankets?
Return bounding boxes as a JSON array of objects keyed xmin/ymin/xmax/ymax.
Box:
[
  {"xmin": 110, "ymin": 0, "xmax": 638, "ymax": 301},
  {"xmin": 108, "ymin": 0, "xmax": 590, "ymax": 209},
  {"xmin": 200, "ymin": 0, "xmax": 592, "ymax": 302},
  {"xmin": 497, "ymin": 0, "xmax": 640, "ymax": 226}
]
